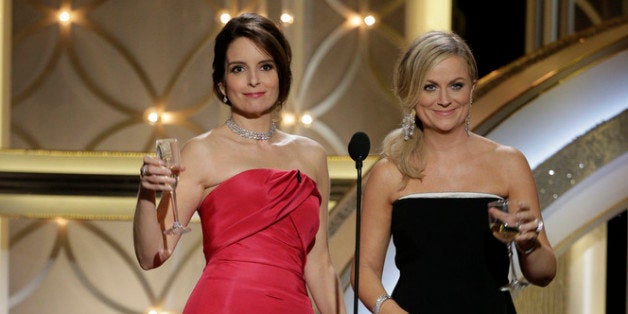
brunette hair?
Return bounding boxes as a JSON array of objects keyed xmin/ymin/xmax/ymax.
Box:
[{"xmin": 212, "ymin": 13, "xmax": 292, "ymax": 107}]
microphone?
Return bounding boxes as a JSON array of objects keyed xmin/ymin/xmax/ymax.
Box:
[
  {"xmin": 348, "ymin": 131, "xmax": 370, "ymax": 314},
  {"xmin": 348, "ymin": 131, "xmax": 370, "ymax": 169}
]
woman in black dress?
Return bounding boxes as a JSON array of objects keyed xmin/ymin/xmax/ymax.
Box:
[{"xmin": 351, "ymin": 31, "xmax": 556, "ymax": 313}]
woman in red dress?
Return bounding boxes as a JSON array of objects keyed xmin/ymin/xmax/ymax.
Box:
[{"xmin": 134, "ymin": 13, "xmax": 345, "ymax": 314}]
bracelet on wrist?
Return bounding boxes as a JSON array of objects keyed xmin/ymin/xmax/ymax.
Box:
[
  {"xmin": 373, "ymin": 293, "xmax": 392, "ymax": 314},
  {"xmin": 516, "ymin": 240, "xmax": 539, "ymax": 255}
]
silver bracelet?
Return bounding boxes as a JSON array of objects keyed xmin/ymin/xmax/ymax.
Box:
[
  {"xmin": 373, "ymin": 293, "xmax": 392, "ymax": 314},
  {"xmin": 516, "ymin": 240, "xmax": 539, "ymax": 255}
]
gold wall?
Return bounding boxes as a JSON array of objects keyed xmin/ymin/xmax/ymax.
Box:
[{"xmin": 2, "ymin": 1, "xmax": 627, "ymax": 313}]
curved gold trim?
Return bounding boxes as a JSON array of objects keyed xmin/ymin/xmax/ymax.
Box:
[
  {"xmin": 0, "ymin": 151, "xmax": 377, "ymax": 220},
  {"xmin": 0, "ymin": 149, "xmax": 145, "ymax": 174},
  {"xmin": 472, "ymin": 16, "xmax": 628, "ymax": 135}
]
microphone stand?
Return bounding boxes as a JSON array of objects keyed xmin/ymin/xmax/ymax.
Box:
[
  {"xmin": 353, "ymin": 157, "xmax": 363, "ymax": 314},
  {"xmin": 348, "ymin": 131, "xmax": 369, "ymax": 314}
]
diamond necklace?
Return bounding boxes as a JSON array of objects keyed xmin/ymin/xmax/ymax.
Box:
[{"xmin": 225, "ymin": 117, "xmax": 276, "ymax": 141}]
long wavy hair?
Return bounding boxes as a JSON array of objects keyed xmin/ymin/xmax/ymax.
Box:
[{"xmin": 383, "ymin": 31, "xmax": 478, "ymax": 183}]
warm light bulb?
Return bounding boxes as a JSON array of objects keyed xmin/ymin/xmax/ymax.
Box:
[
  {"xmin": 281, "ymin": 112, "xmax": 297, "ymax": 126},
  {"xmin": 280, "ymin": 13, "xmax": 294, "ymax": 24},
  {"xmin": 160, "ymin": 112, "xmax": 174, "ymax": 124},
  {"xmin": 300, "ymin": 114, "xmax": 313, "ymax": 125},
  {"xmin": 58, "ymin": 11, "xmax": 71, "ymax": 24},
  {"xmin": 147, "ymin": 111, "xmax": 159, "ymax": 124},
  {"xmin": 348, "ymin": 15, "xmax": 362, "ymax": 27},
  {"xmin": 220, "ymin": 13, "xmax": 231, "ymax": 24},
  {"xmin": 55, "ymin": 218, "xmax": 68, "ymax": 226},
  {"xmin": 364, "ymin": 15, "xmax": 376, "ymax": 26}
]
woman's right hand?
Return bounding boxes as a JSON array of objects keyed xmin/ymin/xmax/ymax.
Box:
[{"xmin": 139, "ymin": 155, "xmax": 179, "ymax": 191}]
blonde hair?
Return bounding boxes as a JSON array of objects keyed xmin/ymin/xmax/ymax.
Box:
[{"xmin": 383, "ymin": 31, "xmax": 478, "ymax": 182}]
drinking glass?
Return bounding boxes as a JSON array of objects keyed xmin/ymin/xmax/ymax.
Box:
[
  {"xmin": 156, "ymin": 138, "xmax": 191, "ymax": 235},
  {"xmin": 488, "ymin": 199, "xmax": 528, "ymax": 291}
]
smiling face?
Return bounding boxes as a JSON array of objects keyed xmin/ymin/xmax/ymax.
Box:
[
  {"xmin": 415, "ymin": 55, "xmax": 476, "ymax": 134},
  {"xmin": 219, "ymin": 37, "xmax": 280, "ymax": 117}
]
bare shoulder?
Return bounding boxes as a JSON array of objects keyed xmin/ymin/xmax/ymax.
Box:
[
  {"xmin": 368, "ymin": 157, "xmax": 403, "ymax": 188},
  {"xmin": 280, "ymin": 132, "xmax": 327, "ymax": 159},
  {"xmin": 361, "ymin": 157, "xmax": 406, "ymax": 204},
  {"xmin": 286, "ymin": 132, "xmax": 325, "ymax": 150},
  {"xmin": 371, "ymin": 157, "xmax": 400, "ymax": 174},
  {"xmin": 179, "ymin": 129, "xmax": 230, "ymax": 172},
  {"xmin": 473, "ymin": 135, "xmax": 531, "ymax": 171},
  {"xmin": 180, "ymin": 129, "xmax": 239, "ymax": 188},
  {"xmin": 182, "ymin": 130, "xmax": 217, "ymax": 157}
]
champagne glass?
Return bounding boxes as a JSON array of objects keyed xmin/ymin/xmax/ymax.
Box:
[
  {"xmin": 488, "ymin": 199, "xmax": 528, "ymax": 291},
  {"xmin": 156, "ymin": 138, "xmax": 191, "ymax": 235}
]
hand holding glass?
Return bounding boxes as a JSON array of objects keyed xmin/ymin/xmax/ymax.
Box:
[
  {"xmin": 488, "ymin": 199, "xmax": 528, "ymax": 291},
  {"xmin": 156, "ymin": 138, "xmax": 191, "ymax": 235}
]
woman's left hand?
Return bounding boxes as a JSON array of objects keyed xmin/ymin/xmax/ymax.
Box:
[{"xmin": 514, "ymin": 202, "xmax": 544, "ymax": 254}]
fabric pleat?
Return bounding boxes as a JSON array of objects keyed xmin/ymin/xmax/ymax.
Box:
[{"xmin": 183, "ymin": 169, "xmax": 320, "ymax": 314}]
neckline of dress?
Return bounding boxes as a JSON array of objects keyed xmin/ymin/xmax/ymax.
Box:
[{"xmin": 398, "ymin": 192, "xmax": 502, "ymax": 200}]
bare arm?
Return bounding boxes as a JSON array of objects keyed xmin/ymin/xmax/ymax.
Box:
[
  {"xmin": 133, "ymin": 140, "xmax": 206, "ymax": 270},
  {"xmin": 304, "ymin": 147, "xmax": 346, "ymax": 314},
  {"xmin": 351, "ymin": 159, "xmax": 408, "ymax": 314},
  {"xmin": 501, "ymin": 148, "xmax": 557, "ymax": 286}
]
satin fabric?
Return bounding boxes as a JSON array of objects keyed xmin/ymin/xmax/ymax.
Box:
[{"xmin": 183, "ymin": 169, "xmax": 320, "ymax": 314}]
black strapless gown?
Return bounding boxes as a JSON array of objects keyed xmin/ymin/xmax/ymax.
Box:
[{"xmin": 390, "ymin": 192, "xmax": 517, "ymax": 313}]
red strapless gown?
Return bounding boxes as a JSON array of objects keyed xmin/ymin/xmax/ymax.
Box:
[{"xmin": 183, "ymin": 169, "xmax": 320, "ymax": 314}]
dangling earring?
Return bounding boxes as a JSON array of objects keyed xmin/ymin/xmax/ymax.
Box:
[
  {"xmin": 402, "ymin": 112, "xmax": 415, "ymax": 141},
  {"xmin": 465, "ymin": 100, "xmax": 472, "ymax": 136},
  {"xmin": 223, "ymin": 95, "xmax": 229, "ymax": 104}
]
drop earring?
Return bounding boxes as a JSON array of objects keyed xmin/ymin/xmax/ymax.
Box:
[
  {"xmin": 223, "ymin": 95, "xmax": 228, "ymax": 104},
  {"xmin": 465, "ymin": 101, "xmax": 472, "ymax": 136},
  {"xmin": 402, "ymin": 112, "xmax": 415, "ymax": 141}
]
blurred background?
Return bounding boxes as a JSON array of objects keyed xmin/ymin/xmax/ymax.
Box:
[{"xmin": 1, "ymin": 0, "xmax": 627, "ymax": 313}]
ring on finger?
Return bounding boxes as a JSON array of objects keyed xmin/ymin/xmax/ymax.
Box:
[
  {"xmin": 535, "ymin": 220, "xmax": 544, "ymax": 234},
  {"xmin": 141, "ymin": 164, "xmax": 149, "ymax": 177}
]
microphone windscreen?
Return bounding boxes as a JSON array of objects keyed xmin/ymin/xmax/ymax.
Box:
[{"xmin": 348, "ymin": 132, "xmax": 371, "ymax": 161}]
